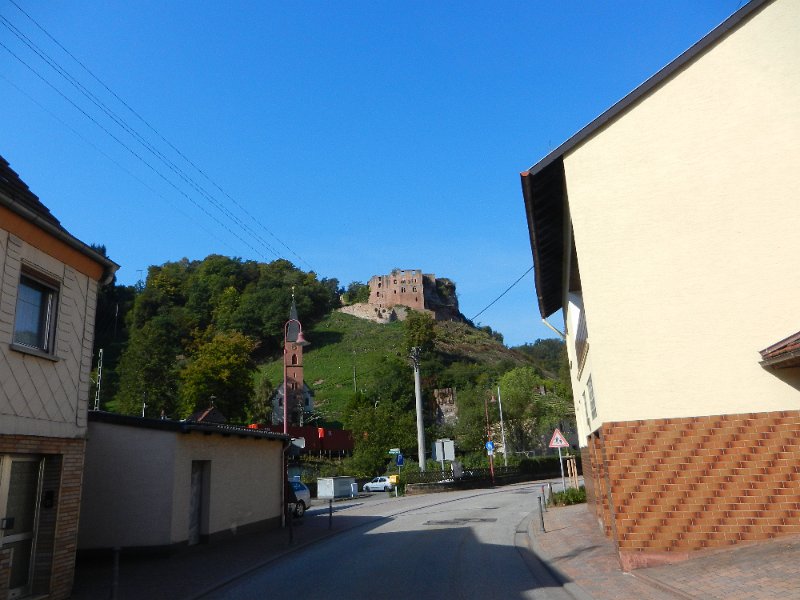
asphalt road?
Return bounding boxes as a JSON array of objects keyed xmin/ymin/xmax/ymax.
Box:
[{"xmin": 201, "ymin": 483, "xmax": 577, "ymax": 600}]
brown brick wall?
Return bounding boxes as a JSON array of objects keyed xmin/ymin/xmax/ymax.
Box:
[
  {"xmin": 591, "ymin": 410, "xmax": 800, "ymax": 569},
  {"xmin": 0, "ymin": 435, "xmax": 85, "ymax": 600}
]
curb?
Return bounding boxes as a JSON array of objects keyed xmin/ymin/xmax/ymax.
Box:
[{"xmin": 523, "ymin": 514, "xmax": 595, "ymax": 600}]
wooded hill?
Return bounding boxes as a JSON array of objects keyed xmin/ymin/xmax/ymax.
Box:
[{"xmin": 92, "ymin": 254, "xmax": 572, "ymax": 473}]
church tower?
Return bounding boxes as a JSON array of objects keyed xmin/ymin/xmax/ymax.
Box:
[
  {"xmin": 284, "ymin": 294, "xmax": 305, "ymax": 426},
  {"xmin": 274, "ymin": 288, "xmax": 312, "ymax": 430}
]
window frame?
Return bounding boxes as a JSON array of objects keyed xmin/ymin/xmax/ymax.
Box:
[{"xmin": 11, "ymin": 269, "xmax": 60, "ymax": 360}]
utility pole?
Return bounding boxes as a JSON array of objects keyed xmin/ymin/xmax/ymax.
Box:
[
  {"xmin": 497, "ymin": 386, "xmax": 508, "ymax": 467},
  {"xmin": 92, "ymin": 349, "xmax": 103, "ymax": 411},
  {"xmin": 411, "ymin": 346, "xmax": 426, "ymax": 472}
]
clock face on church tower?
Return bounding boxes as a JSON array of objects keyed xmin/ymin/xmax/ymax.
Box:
[{"xmin": 291, "ymin": 344, "xmax": 297, "ymax": 350}]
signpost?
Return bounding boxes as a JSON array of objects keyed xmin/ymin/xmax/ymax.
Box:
[
  {"xmin": 485, "ymin": 440, "xmax": 495, "ymax": 484},
  {"xmin": 394, "ymin": 452, "xmax": 404, "ymax": 497},
  {"xmin": 549, "ymin": 428, "xmax": 570, "ymax": 492}
]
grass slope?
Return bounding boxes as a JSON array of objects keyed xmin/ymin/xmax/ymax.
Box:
[
  {"xmin": 259, "ymin": 311, "xmax": 534, "ymax": 426},
  {"xmin": 260, "ymin": 311, "xmax": 405, "ymax": 423}
]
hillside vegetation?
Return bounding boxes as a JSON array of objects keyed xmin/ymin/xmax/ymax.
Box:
[
  {"xmin": 92, "ymin": 254, "xmax": 573, "ymax": 475},
  {"xmin": 259, "ymin": 312, "xmax": 536, "ymax": 426}
]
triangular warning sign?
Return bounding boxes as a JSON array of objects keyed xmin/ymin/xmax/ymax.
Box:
[{"xmin": 549, "ymin": 428, "xmax": 569, "ymax": 448}]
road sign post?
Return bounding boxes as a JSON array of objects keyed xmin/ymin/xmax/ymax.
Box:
[
  {"xmin": 395, "ymin": 453, "xmax": 403, "ymax": 497},
  {"xmin": 549, "ymin": 429, "xmax": 570, "ymax": 492}
]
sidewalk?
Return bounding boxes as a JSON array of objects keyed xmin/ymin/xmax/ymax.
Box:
[
  {"xmin": 526, "ymin": 502, "xmax": 800, "ymax": 599},
  {"xmin": 71, "ymin": 499, "xmax": 373, "ymax": 600}
]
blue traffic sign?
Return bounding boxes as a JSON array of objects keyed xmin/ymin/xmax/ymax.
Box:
[
  {"xmin": 396, "ymin": 453, "xmax": 404, "ymax": 467},
  {"xmin": 485, "ymin": 440, "xmax": 495, "ymax": 451}
]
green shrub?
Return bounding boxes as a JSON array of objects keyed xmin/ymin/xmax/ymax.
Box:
[{"xmin": 549, "ymin": 486, "xmax": 586, "ymax": 506}]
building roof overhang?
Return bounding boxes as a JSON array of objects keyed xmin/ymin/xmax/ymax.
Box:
[
  {"xmin": 759, "ymin": 331, "xmax": 800, "ymax": 369},
  {"xmin": 519, "ymin": 0, "xmax": 771, "ymax": 319},
  {"xmin": 88, "ymin": 410, "xmax": 291, "ymax": 441}
]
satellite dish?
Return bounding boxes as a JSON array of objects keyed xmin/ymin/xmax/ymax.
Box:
[{"xmin": 291, "ymin": 437, "xmax": 306, "ymax": 449}]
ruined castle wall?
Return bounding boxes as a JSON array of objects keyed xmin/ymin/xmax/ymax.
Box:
[{"xmin": 368, "ymin": 269, "xmax": 429, "ymax": 312}]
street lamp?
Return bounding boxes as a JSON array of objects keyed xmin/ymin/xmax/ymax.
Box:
[{"xmin": 283, "ymin": 319, "xmax": 309, "ymax": 435}]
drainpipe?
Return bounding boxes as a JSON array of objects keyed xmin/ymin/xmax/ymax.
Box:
[{"xmin": 281, "ymin": 437, "xmax": 291, "ymax": 528}]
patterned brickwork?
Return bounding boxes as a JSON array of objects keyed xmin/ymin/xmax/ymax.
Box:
[
  {"xmin": 0, "ymin": 435, "xmax": 85, "ymax": 600},
  {"xmin": 591, "ymin": 410, "xmax": 800, "ymax": 569},
  {"xmin": 588, "ymin": 432, "xmax": 615, "ymax": 537},
  {"xmin": 580, "ymin": 444, "xmax": 596, "ymax": 507}
]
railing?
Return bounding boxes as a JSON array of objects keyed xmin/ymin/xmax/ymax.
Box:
[{"xmin": 401, "ymin": 456, "xmax": 580, "ymax": 486}]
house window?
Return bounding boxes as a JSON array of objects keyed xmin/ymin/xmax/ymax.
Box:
[
  {"xmin": 291, "ymin": 354, "xmax": 298, "ymax": 366},
  {"xmin": 582, "ymin": 390, "xmax": 591, "ymax": 428},
  {"xmin": 587, "ymin": 375, "xmax": 597, "ymax": 419},
  {"xmin": 575, "ymin": 310, "xmax": 589, "ymax": 374},
  {"xmin": 13, "ymin": 272, "xmax": 59, "ymax": 354}
]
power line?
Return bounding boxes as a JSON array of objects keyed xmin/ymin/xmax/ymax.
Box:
[
  {"xmin": 470, "ymin": 265, "xmax": 534, "ymax": 322},
  {"xmin": 0, "ymin": 39, "xmax": 277, "ymax": 263},
  {"xmin": 2, "ymin": 1, "xmax": 314, "ymax": 270},
  {"xmin": 0, "ymin": 72, "xmax": 244, "ymax": 259}
]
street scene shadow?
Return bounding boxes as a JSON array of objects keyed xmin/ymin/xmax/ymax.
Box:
[{"xmin": 74, "ymin": 506, "xmax": 574, "ymax": 600}]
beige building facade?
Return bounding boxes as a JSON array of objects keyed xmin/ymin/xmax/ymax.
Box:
[
  {"xmin": 79, "ymin": 412, "xmax": 287, "ymax": 550},
  {"xmin": 521, "ymin": 0, "xmax": 800, "ymax": 569},
  {"xmin": 0, "ymin": 156, "xmax": 117, "ymax": 599}
]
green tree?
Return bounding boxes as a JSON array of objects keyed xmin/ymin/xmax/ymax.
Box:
[
  {"xmin": 343, "ymin": 281, "xmax": 370, "ymax": 304},
  {"xmin": 178, "ymin": 331, "xmax": 258, "ymax": 422},
  {"xmin": 498, "ymin": 366, "xmax": 574, "ymax": 453},
  {"xmin": 114, "ymin": 312, "xmax": 187, "ymax": 418},
  {"xmin": 403, "ymin": 310, "xmax": 436, "ymax": 354},
  {"xmin": 247, "ymin": 374, "xmax": 274, "ymax": 424},
  {"xmin": 345, "ymin": 396, "xmax": 417, "ymax": 476}
]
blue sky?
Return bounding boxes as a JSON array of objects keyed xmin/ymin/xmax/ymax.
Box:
[{"xmin": 1, "ymin": 1, "xmax": 743, "ymax": 346}]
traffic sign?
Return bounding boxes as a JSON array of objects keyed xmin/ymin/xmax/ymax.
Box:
[
  {"xmin": 388, "ymin": 448, "xmax": 401, "ymax": 455},
  {"xmin": 485, "ymin": 440, "xmax": 495, "ymax": 451},
  {"xmin": 396, "ymin": 453, "xmax": 404, "ymax": 467},
  {"xmin": 549, "ymin": 429, "xmax": 570, "ymax": 449}
]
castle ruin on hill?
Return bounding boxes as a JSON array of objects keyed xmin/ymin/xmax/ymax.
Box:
[{"xmin": 367, "ymin": 269, "xmax": 462, "ymax": 322}]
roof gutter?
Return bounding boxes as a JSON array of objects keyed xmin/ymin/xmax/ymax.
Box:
[{"xmin": 0, "ymin": 192, "xmax": 119, "ymax": 285}]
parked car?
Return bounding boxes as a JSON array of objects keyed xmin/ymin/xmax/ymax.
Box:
[
  {"xmin": 363, "ymin": 476, "xmax": 393, "ymax": 492},
  {"xmin": 290, "ymin": 481, "xmax": 311, "ymax": 517}
]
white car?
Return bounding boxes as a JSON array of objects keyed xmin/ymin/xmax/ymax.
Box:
[
  {"xmin": 363, "ymin": 476, "xmax": 393, "ymax": 492},
  {"xmin": 290, "ymin": 481, "xmax": 311, "ymax": 517}
]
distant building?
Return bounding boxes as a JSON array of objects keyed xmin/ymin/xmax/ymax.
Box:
[
  {"xmin": 272, "ymin": 297, "xmax": 314, "ymax": 426},
  {"xmin": 433, "ymin": 388, "xmax": 458, "ymax": 426},
  {"xmin": 521, "ymin": 0, "xmax": 800, "ymax": 570},
  {"xmin": 0, "ymin": 155, "xmax": 118, "ymax": 599},
  {"xmin": 368, "ymin": 269, "xmax": 461, "ymax": 321}
]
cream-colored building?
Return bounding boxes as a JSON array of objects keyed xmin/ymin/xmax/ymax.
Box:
[
  {"xmin": 521, "ymin": 0, "xmax": 799, "ymax": 569},
  {"xmin": 0, "ymin": 155, "xmax": 118, "ymax": 599},
  {"xmin": 79, "ymin": 412, "xmax": 287, "ymax": 550}
]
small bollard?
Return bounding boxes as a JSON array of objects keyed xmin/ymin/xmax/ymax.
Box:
[
  {"xmin": 328, "ymin": 499, "xmax": 333, "ymax": 530},
  {"xmin": 538, "ymin": 496, "xmax": 546, "ymax": 533},
  {"xmin": 541, "ymin": 485, "xmax": 548, "ymax": 511},
  {"xmin": 287, "ymin": 504, "xmax": 294, "ymax": 544},
  {"xmin": 110, "ymin": 546, "xmax": 120, "ymax": 600}
]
